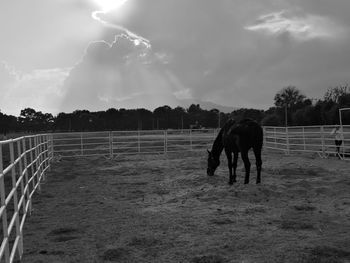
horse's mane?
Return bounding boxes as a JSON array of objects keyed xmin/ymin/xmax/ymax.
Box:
[{"xmin": 210, "ymin": 119, "xmax": 236, "ymax": 156}]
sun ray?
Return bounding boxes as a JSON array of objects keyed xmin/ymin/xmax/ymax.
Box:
[{"xmin": 93, "ymin": 0, "xmax": 129, "ymax": 12}]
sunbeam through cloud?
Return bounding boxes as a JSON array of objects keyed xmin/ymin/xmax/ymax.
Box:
[{"xmin": 91, "ymin": 0, "xmax": 151, "ymax": 48}]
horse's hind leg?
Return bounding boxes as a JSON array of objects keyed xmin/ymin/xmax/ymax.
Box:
[
  {"xmin": 232, "ymin": 151, "xmax": 238, "ymax": 183},
  {"xmin": 225, "ymin": 150, "xmax": 234, "ymax": 185},
  {"xmin": 241, "ymin": 150, "xmax": 251, "ymax": 184},
  {"xmin": 253, "ymin": 147, "xmax": 262, "ymax": 184}
]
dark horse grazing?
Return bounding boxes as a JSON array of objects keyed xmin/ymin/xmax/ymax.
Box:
[{"xmin": 207, "ymin": 118, "xmax": 263, "ymax": 184}]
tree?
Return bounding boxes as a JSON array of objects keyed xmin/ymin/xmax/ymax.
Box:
[
  {"xmin": 274, "ymin": 86, "xmax": 306, "ymax": 109},
  {"xmin": 261, "ymin": 114, "xmax": 281, "ymax": 126},
  {"xmin": 230, "ymin": 108, "xmax": 264, "ymax": 123},
  {"xmin": 153, "ymin": 105, "xmax": 172, "ymax": 129},
  {"xmin": 324, "ymin": 85, "xmax": 349, "ymax": 104},
  {"xmin": 274, "ymin": 86, "xmax": 307, "ymax": 125}
]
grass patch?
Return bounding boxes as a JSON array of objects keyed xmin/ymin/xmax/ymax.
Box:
[
  {"xmin": 210, "ymin": 218, "xmax": 235, "ymax": 225},
  {"xmin": 280, "ymin": 219, "xmax": 314, "ymax": 230},
  {"xmin": 48, "ymin": 227, "xmax": 80, "ymax": 236},
  {"xmin": 191, "ymin": 255, "xmax": 228, "ymax": 263},
  {"xmin": 128, "ymin": 236, "xmax": 160, "ymax": 248},
  {"xmin": 52, "ymin": 236, "xmax": 78, "ymax": 242},
  {"xmin": 101, "ymin": 247, "xmax": 131, "ymax": 261},
  {"xmin": 294, "ymin": 205, "xmax": 316, "ymax": 211},
  {"xmin": 301, "ymin": 246, "xmax": 350, "ymax": 263}
]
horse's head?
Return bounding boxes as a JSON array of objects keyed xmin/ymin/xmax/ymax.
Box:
[{"xmin": 207, "ymin": 150, "xmax": 220, "ymax": 176}]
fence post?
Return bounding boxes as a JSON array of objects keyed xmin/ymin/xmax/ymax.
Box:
[
  {"xmin": 285, "ymin": 127, "xmax": 290, "ymax": 154},
  {"xmin": 109, "ymin": 131, "xmax": 113, "ymax": 158},
  {"xmin": 190, "ymin": 129, "xmax": 193, "ymax": 151},
  {"xmin": 34, "ymin": 136, "xmax": 41, "ymax": 192},
  {"xmin": 274, "ymin": 127, "xmax": 277, "ymax": 149},
  {"xmin": 80, "ymin": 133, "xmax": 83, "ymax": 156},
  {"xmin": 302, "ymin": 127, "xmax": 306, "ymax": 151},
  {"xmin": 164, "ymin": 130, "xmax": 167, "ymax": 154},
  {"xmin": 9, "ymin": 140, "xmax": 24, "ymax": 259},
  {"xmin": 138, "ymin": 131, "xmax": 141, "ymax": 154},
  {"xmin": 22, "ymin": 137, "xmax": 32, "ymax": 214},
  {"xmin": 16, "ymin": 140, "xmax": 26, "ymax": 217},
  {"xmin": 39, "ymin": 135, "xmax": 45, "ymax": 181},
  {"xmin": 47, "ymin": 135, "xmax": 51, "ymax": 171},
  {"xmin": 321, "ymin": 126, "xmax": 325, "ymax": 155},
  {"xmin": 0, "ymin": 144, "xmax": 10, "ymax": 263},
  {"xmin": 29, "ymin": 137, "xmax": 36, "ymax": 192},
  {"xmin": 50, "ymin": 134, "xmax": 54, "ymax": 161}
]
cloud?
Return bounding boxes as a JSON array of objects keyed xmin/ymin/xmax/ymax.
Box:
[
  {"xmin": 0, "ymin": 0, "xmax": 102, "ymax": 71},
  {"xmin": 57, "ymin": 0, "xmax": 350, "ymax": 111},
  {"xmin": 3, "ymin": 0, "xmax": 350, "ymax": 114},
  {"xmin": 91, "ymin": 0, "xmax": 151, "ymax": 49},
  {"xmin": 245, "ymin": 10, "xmax": 343, "ymax": 41},
  {"xmin": 60, "ymin": 34, "xmax": 191, "ymax": 112},
  {"xmin": 0, "ymin": 62, "xmax": 70, "ymax": 115}
]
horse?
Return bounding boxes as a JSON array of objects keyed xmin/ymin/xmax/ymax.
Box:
[{"xmin": 206, "ymin": 118, "xmax": 263, "ymax": 184}]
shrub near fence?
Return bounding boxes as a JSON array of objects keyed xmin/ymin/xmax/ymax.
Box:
[{"xmin": 0, "ymin": 134, "xmax": 52, "ymax": 263}]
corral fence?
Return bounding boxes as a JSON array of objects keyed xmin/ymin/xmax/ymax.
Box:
[
  {"xmin": 0, "ymin": 135, "xmax": 52, "ymax": 263},
  {"xmin": 264, "ymin": 125, "xmax": 350, "ymax": 160},
  {"xmin": 1, "ymin": 125, "xmax": 350, "ymax": 262},
  {"xmin": 51, "ymin": 129, "xmax": 219, "ymax": 158},
  {"xmin": 51, "ymin": 125, "xmax": 350, "ymax": 160}
]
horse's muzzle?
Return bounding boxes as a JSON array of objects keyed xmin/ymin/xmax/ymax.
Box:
[{"xmin": 207, "ymin": 168, "xmax": 214, "ymax": 176}]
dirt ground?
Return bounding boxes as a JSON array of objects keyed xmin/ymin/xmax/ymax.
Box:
[{"xmin": 19, "ymin": 150, "xmax": 350, "ymax": 263}]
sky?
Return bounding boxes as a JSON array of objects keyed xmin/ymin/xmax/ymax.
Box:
[{"xmin": 1, "ymin": 0, "xmax": 350, "ymax": 115}]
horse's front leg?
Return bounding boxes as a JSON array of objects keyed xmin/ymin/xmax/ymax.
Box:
[
  {"xmin": 253, "ymin": 147, "xmax": 262, "ymax": 184},
  {"xmin": 225, "ymin": 150, "xmax": 234, "ymax": 185},
  {"xmin": 241, "ymin": 150, "xmax": 251, "ymax": 184},
  {"xmin": 232, "ymin": 151, "xmax": 238, "ymax": 183}
]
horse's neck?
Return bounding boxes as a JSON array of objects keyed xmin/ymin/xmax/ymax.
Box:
[{"xmin": 211, "ymin": 132, "xmax": 224, "ymax": 158}]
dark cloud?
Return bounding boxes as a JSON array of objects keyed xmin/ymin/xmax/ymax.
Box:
[
  {"xmin": 62, "ymin": 0, "xmax": 350, "ymax": 111},
  {"xmin": 60, "ymin": 35, "xmax": 190, "ymax": 112}
]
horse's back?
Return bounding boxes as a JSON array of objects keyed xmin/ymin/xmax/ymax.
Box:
[{"xmin": 227, "ymin": 119, "xmax": 263, "ymax": 150}]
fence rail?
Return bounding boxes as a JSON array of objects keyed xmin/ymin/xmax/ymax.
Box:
[
  {"xmin": 52, "ymin": 129, "xmax": 218, "ymax": 158},
  {"xmin": 263, "ymin": 125, "xmax": 350, "ymax": 160},
  {"xmin": 1, "ymin": 125, "xmax": 349, "ymax": 262},
  {"xmin": 0, "ymin": 134, "xmax": 52, "ymax": 263},
  {"xmin": 52, "ymin": 125, "xmax": 350, "ymax": 160}
]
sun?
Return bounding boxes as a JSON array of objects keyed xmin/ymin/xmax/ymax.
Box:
[{"xmin": 93, "ymin": 0, "xmax": 129, "ymax": 12}]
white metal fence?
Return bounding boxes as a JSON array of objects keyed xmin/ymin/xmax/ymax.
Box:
[
  {"xmin": 51, "ymin": 129, "xmax": 218, "ymax": 158},
  {"xmin": 264, "ymin": 125, "xmax": 350, "ymax": 160},
  {"xmin": 52, "ymin": 125, "xmax": 350, "ymax": 160},
  {"xmin": 0, "ymin": 134, "xmax": 52, "ymax": 263},
  {"xmin": 1, "ymin": 125, "xmax": 349, "ymax": 262}
]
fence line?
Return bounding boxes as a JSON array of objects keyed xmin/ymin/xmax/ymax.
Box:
[
  {"xmin": 52, "ymin": 125, "xmax": 350, "ymax": 160},
  {"xmin": 0, "ymin": 134, "xmax": 52, "ymax": 263},
  {"xmin": 1, "ymin": 125, "xmax": 349, "ymax": 262},
  {"xmin": 51, "ymin": 129, "xmax": 218, "ymax": 158},
  {"xmin": 263, "ymin": 125, "xmax": 350, "ymax": 160}
]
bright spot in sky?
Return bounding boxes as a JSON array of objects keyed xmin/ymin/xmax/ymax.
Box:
[{"xmin": 92, "ymin": 0, "xmax": 128, "ymax": 12}]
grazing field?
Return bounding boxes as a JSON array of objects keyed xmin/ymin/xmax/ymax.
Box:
[{"xmin": 20, "ymin": 151, "xmax": 350, "ymax": 263}]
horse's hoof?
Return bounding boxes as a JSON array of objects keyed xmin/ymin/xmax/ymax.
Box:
[{"xmin": 229, "ymin": 179, "xmax": 237, "ymax": 185}]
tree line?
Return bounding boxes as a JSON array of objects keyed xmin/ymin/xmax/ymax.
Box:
[{"xmin": 1, "ymin": 85, "xmax": 350, "ymax": 134}]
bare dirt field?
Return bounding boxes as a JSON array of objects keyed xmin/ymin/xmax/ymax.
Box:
[{"xmin": 20, "ymin": 151, "xmax": 350, "ymax": 263}]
